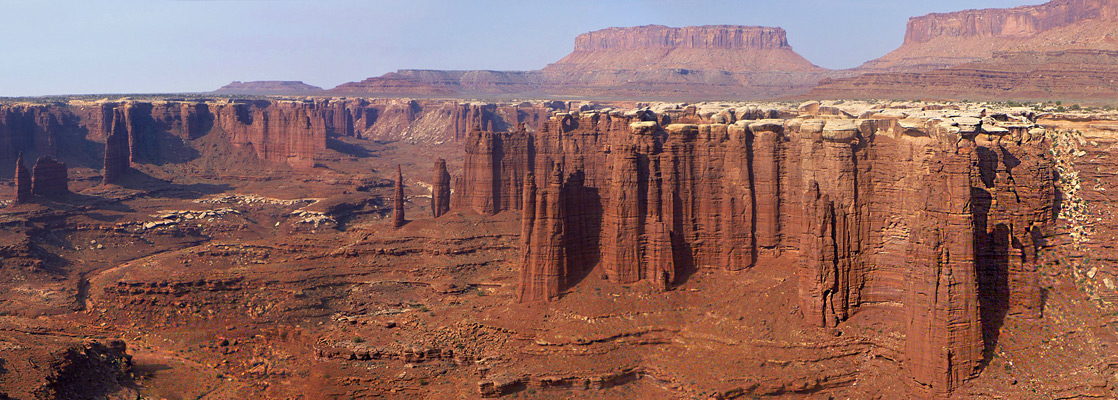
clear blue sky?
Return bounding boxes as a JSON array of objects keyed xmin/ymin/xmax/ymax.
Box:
[{"xmin": 0, "ymin": 0, "xmax": 1037, "ymax": 96}]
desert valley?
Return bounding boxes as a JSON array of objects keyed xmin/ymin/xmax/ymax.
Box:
[{"xmin": 3, "ymin": 1, "xmax": 1118, "ymax": 399}]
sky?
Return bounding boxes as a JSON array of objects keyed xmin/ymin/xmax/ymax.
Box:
[{"xmin": 0, "ymin": 0, "xmax": 1039, "ymax": 97}]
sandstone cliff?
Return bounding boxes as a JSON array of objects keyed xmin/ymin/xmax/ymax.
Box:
[
  {"xmin": 1, "ymin": 99, "xmax": 546, "ymax": 188},
  {"xmin": 814, "ymin": 0, "xmax": 1118, "ymax": 100},
  {"xmin": 459, "ymin": 105, "xmax": 1055, "ymax": 395},
  {"xmin": 860, "ymin": 0, "xmax": 1118, "ymax": 73}
]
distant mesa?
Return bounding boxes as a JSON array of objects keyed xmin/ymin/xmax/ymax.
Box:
[
  {"xmin": 213, "ymin": 81, "xmax": 325, "ymax": 95},
  {"xmin": 227, "ymin": 0, "xmax": 1118, "ymax": 101},
  {"xmin": 811, "ymin": 0, "xmax": 1118, "ymax": 100},
  {"xmin": 329, "ymin": 25, "xmax": 844, "ymax": 100},
  {"xmin": 858, "ymin": 0, "xmax": 1118, "ymax": 73}
]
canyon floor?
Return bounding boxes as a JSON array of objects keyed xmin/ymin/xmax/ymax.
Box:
[{"xmin": 1, "ymin": 100, "xmax": 1117, "ymax": 399}]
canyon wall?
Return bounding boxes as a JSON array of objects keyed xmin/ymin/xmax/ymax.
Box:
[
  {"xmin": 30, "ymin": 156, "xmax": 67, "ymax": 197},
  {"xmin": 856, "ymin": 0, "xmax": 1118, "ymax": 75},
  {"xmin": 0, "ymin": 99, "xmax": 552, "ymax": 180},
  {"xmin": 903, "ymin": 0, "xmax": 1118, "ymax": 45},
  {"xmin": 459, "ymin": 107, "xmax": 1055, "ymax": 396}
]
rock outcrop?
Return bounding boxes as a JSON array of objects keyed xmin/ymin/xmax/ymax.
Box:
[
  {"xmin": 461, "ymin": 106, "xmax": 1055, "ymax": 395},
  {"xmin": 13, "ymin": 152, "xmax": 30, "ymax": 204},
  {"xmin": 518, "ymin": 170, "xmax": 564, "ymax": 302},
  {"xmin": 453, "ymin": 130, "xmax": 534, "ymax": 215},
  {"xmin": 393, "ymin": 165, "xmax": 406, "ymax": 228},
  {"xmin": 103, "ymin": 108, "xmax": 131, "ymax": 184},
  {"xmin": 431, "ymin": 158, "xmax": 451, "ymax": 218},
  {"xmin": 30, "ymin": 156, "xmax": 67, "ymax": 197}
]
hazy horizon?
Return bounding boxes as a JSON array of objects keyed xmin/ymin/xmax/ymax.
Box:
[{"xmin": 2, "ymin": 0, "xmax": 1037, "ymax": 97}]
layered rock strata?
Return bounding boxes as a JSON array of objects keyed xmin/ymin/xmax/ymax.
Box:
[
  {"xmin": 816, "ymin": 0, "xmax": 1118, "ymax": 100},
  {"xmin": 0, "ymin": 100, "xmax": 552, "ymax": 179},
  {"xmin": 431, "ymin": 158, "xmax": 451, "ymax": 218},
  {"xmin": 859, "ymin": 0, "xmax": 1118, "ymax": 73},
  {"xmin": 30, "ymin": 156, "xmax": 67, "ymax": 197},
  {"xmin": 459, "ymin": 106, "xmax": 1055, "ymax": 395}
]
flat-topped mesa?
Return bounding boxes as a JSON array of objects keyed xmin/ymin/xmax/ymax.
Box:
[
  {"xmin": 13, "ymin": 152, "xmax": 31, "ymax": 204},
  {"xmin": 30, "ymin": 156, "xmax": 67, "ymax": 197},
  {"xmin": 393, "ymin": 165, "xmax": 406, "ymax": 228},
  {"xmin": 572, "ymin": 25, "xmax": 790, "ymax": 51},
  {"xmin": 431, "ymin": 159, "xmax": 451, "ymax": 218},
  {"xmin": 460, "ymin": 104, "xmax": 1055, "ymax": 396},
  {"xmin": 546, "ymin": 25, "xmax": 825, "ymax": 76},
  {"xmin": 212, "ymin": 81, "xmax": 324, "ymax": 95}
]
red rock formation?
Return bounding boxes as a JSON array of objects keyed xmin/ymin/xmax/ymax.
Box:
[
  {"xmin": 214, "ymin": 101, "xmax": 328, "ymax": 168},
  {"xmin": 453, "ymin": 129, "xmax": 534, "ymax": 215},
  {"xmin": 431, "ymin": 159, "xmax": 451, "ymax": 218},
  {"xmin": 30, "ymin": 156, "xmax": 67, "ymax": 197},
  {"xmin": 103, "ymin": 108, "xmax": 131, "ymax": 185},
  {"xmin": 518, "ymin": 169, "xmax": 565, "ymax": 302},
  {"xmin": 903, "ymin": 149, "xmax": 984, "ymax": 396},
  {"xmin": 461, "ymin": 108, "xmax": 1055, "ymax": 395},
  {"xmin": 330, "ymin": 25, "xmax": 844, "ymax": 100},
  {"xmin": 13, "ymin": 152, "xmax": 31, "ymax": 204},
  {"xmin": 814, "ymin": 0, "xmax": 1118, "ymax": 100},
  {"xmin": 860, "ymin": 0, "xmax": 1118, "ymax": 73},
  {"xmin": 0, "ymin": 104, "xmax": 63, "ymax": 170},
  {"xmin": 548, "ymin": 25, "xmax": 820, "ymax": 73},
  {"xmin": 393, "ymin": 165, "xmax": 406, "ymax": 228}
]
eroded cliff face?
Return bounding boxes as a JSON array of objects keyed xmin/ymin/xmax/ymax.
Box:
[
  {"xmin": 859, "ymin": 0, "xmax": 1118, "ymax": 73},
  {"xmin": 0, "ymin": 99, "xmax": 549, "ymax": 182},
  {"xmin": 30, "ymin": 156, "xmax": 68, "ymax": 197},
  {"xmin": 459, "ymin": 105, "xmax": 1055, "ymax": 396}
]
